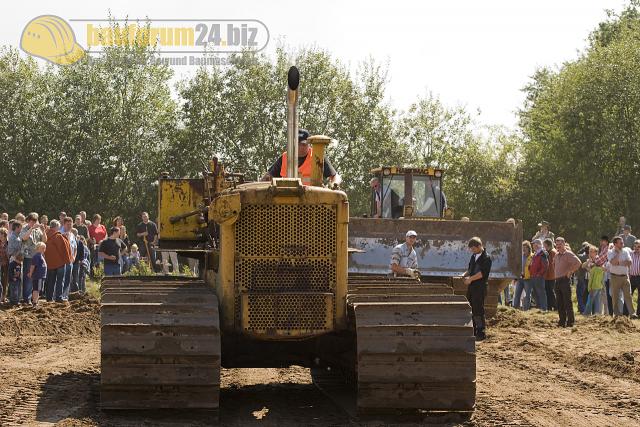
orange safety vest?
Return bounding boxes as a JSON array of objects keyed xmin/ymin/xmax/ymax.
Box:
[{"xmin": 280, "ymin": 148, "xmax": 314, "ymax": 185}]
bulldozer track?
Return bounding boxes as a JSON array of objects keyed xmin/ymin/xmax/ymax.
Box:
[
  {"xmin": 336, "ymin": 277, "xmax": 475, "ymax": 418},
  {"xmin": 100, "ymin": 276, "xmax": 220, "ymax": 411}
]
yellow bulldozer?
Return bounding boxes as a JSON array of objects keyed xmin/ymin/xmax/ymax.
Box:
[{"xmin": 99, "ymin": 67, "xmax": 477, "ymax": 417}]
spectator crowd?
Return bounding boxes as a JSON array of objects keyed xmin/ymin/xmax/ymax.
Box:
[
  {"xmin": 0, "ymin": 210, "xmax": 179, "ymax": 308},
  {"xmin": 506, "ymin": 217, "xmax": 640, "ymax": 326}
]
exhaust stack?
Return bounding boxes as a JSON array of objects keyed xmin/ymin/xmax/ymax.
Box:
[{"xmin": 286, "ymin": 66, "xmax": 300, "ymax": 179}]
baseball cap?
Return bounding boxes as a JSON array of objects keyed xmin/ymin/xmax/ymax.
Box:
[
  {"xmin": 21, "ymin": 15, "xmax": 85, "ymax": 65},
  {"xmin": 298, "ymin": 128, "xmax": 310, "ymax": 143},
  {"xmin": 406, "ymin": 230, "xmax": 417, "ymax": 237}
]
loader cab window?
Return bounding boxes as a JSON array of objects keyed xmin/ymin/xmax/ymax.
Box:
[
  {"xmin": 381, "ymin": 175, "xmax": 405, "ymax": 219},
  {"xmin": 380, "ymin": 174, "xmax": 443, "ymax": 218},
  {"xmin": 413, "ymin": 175, "xmax": 443, "ymax": 218}
]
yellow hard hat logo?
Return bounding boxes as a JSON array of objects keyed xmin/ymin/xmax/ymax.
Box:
[{"xmin": 21, "ymin": 15, "xmax": 85, "ymax": 65}]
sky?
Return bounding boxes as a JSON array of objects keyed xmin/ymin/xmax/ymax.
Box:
[{"xmin": 2, "ymin": 0, "xmax": 630, "ymax": 129}]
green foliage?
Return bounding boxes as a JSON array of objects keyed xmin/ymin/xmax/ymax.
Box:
[
  {"xmin": 92, "ymin": 264, "xmax": 105, "ymax": 285},
  {"xmin": 518, "ymin": 2, "xmax": 640, "ymax": 242},
  {"xmin": 0, "ymin": 20, "xmax": 178, "ymax": 226},
  {"xmin": 398, "ymin": 91, "xmax": 475, "ymax": 167},
  {"xmin": 86, "ymin": 278, "xmax": 101, "ymax": 300},
  {"xmin": 589, "ymin": 0, "xmax": 640, "ymax": 48},
  {"xmin": 173, "ymin": 46, "xmax": 404, "ymax": 215},
  {"xmin": 180, "ymin": 264, "xmax": 195, "ymax": 277},
  {"xmin": 398, "ymin": 93, "xmax": 522, "ymax": 220},
  {"xmin": 124, "ymin": 261, "xmax": 155, "ymax": 276}
]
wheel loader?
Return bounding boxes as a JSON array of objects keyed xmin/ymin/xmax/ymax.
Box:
[
  {"xmin": 349, "ymin": 167, "xmax": 523, "ymax": 318},
  {"xmin": 100, "ymin": 67, "xmax": 476, "ymax": 417}
]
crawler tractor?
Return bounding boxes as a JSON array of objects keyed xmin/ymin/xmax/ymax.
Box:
[{"xmin": 100, "ymin": 67, "xmax": 476, "ymax": 416}]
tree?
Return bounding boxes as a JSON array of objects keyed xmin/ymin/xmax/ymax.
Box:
[
  {"xmin": 0, "ymin": 48, "xmax": 51, "ymax": 213},
  {"xmin": 397, "ymin": 92, "xmax": 522, "ymax": 220},
  {"xmin": 174, "ymin": 46, "xmax": 404, "ymax": 215},
  {"xmin": 517, "ymin": 3, "xmax": 640, "ymax": 242},
  {"xmin": 0, "ymin": 21, "xmax": 179, "ymax": 227},
  {"xmin": 398, "ymin": 91, "xmax": 474, "ymax": 168}
]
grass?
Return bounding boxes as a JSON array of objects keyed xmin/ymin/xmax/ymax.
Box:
[{"xmin": 86, "ymin": 278, "xmax": 101, "ymax": 300}]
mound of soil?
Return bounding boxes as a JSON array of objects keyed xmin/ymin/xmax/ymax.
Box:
[
  {"xmin": 585, "ymin": 315, "xmax": 639, "ymax": 333},
  {"xmin": 0, "ymin": 296, "xmax": 100, "ymax": 337},
  {"xmin": 489, "ymin": 306, "xmax": 557, "ymax": 328},
  {"xmin": 490, "ymin": 306, "xmax": 640, "ymax": 333},
  {"xmin": 575, "ymin": 351, "xmax": 640, "ymax": 383}
]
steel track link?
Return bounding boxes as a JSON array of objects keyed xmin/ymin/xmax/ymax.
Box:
[
  {"xmin": 100, "ymin": 276, "xmax": 220, "ymax": 411},
  {"xmin": 314, "ymin": 278, "xmax": 476, "ymax": 420}
]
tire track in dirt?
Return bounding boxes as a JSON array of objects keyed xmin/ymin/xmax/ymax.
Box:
[
  {"xmin": 0, "ymin": 336, "xmax": 100, "ymax": 426},
  {"xmin": 476, "ymin": 309, "xmax": 640, "ymax": 427}
]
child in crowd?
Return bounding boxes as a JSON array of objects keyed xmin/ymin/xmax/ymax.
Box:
[
  {"xmin": 78, "ymin": 236, "xmax": 90, "ymax": 294},
  {"xmin": 129, "ymin": 244, "xmax": 140, "ymax": 268},
  {"xmin": 583, "ymin": 245, "xmax": 604, "ymax": 316},
  {"xmin": 8, "ymin": 253, "xmax": 23, "ymax": 306},
  {"xmin": 28, "ymin": 242, "xmax": 47, "ymax": 308}
]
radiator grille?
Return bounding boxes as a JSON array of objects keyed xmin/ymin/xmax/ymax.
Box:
[
  {"xmin": 243, "ymin": 293, "xmax": 333, "ymax": 332},
  {"xmin": 235, "ymin": 204, "xmax": 336, "ymax": 257},
  {"xmin": 235, "ymin": 259, "xmax": 335, "ymax": 292},
  {"xmin": 235, "ymin": 203, "xmax": 337, "ymax": 334}
]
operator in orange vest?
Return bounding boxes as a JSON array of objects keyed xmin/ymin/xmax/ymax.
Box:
[{"xmin": 262, "ymin": 128, "xmax": 341, "ymax": 186}]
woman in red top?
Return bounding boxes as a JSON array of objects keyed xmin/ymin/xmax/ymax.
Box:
[
  {"xmin": 88, "ymin": 214, "xmax": 107, "ymax": 271},
  {"xmin": 89, "ymin": 214, "xmax": 107, "ymax": 244}
]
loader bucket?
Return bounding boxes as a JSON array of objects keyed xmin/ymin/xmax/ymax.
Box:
[
  {"xmin": 348, "ymin": 218, "xmax": 523, "ymax": 318},
  {"xmin": 349, "ymin": 218, "xmax": 522, "ymax": 279},
  {"xmin": 348, "ymin": 218, "xmax": 522, "ymax": 279}
]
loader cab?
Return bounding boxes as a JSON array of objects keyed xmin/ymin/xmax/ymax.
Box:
[{"xmin": 371, "ymin": 166, "xmax": 448, "ymax": 219}]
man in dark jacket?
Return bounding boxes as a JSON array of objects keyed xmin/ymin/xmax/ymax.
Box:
[{"xmin": 462, "ymin": 237, "xmax": 492, "ymax": 341}]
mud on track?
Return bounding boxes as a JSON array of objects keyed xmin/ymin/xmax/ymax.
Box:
[{"xmin": 1, "ymin": 300, "xmax": 639, "ymax": 426}]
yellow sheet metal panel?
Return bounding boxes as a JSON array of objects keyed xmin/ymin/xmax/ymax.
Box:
[
  {"xmin": 370, "ymin": 166, "xmax": 445, "ymax": 176},
  {"xmin": 158, "ymin": 179, "xmax": 205, "ymax": 240},
  {"xmin": 334, "ymin": 197, "xmax": 349, "ymax": 329},
  {"xmin": 218, "ymin": 222, "xmax": 236, "ymax": 332}
]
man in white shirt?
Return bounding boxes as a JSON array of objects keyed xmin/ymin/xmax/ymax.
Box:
[
  {"xmin": 607, "ymin": 236, "xmax": 637, "ymax": 318},
  {"xmin": 390, "ymin": 230, "xmax": 419, "ymax": 278}
]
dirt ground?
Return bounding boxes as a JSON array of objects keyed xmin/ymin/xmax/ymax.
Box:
[{"xmin": 1, "ymin": 298, "xmax": 639, "ymax": 427}]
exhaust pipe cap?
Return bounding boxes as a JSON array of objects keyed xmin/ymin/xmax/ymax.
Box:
[{"xmin": 287, "ymin": 66, "xmax": 300, "ymax": 90}]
